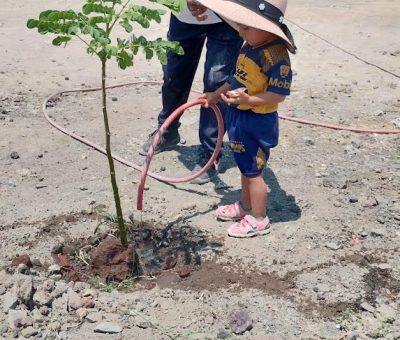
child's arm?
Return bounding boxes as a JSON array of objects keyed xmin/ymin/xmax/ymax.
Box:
[
  {"xmin": 221, "ymin": 89, "xmax": 285, "ymax": 106},
  {"xmin": 200, "ymin": 82, "xmax": 231, "ymax": 108}
]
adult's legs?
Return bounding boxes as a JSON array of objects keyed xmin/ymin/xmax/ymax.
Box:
[
  {"xmin": 158, "ymin": 15, "xmax": 206, "ymax": 133},
  {"xmin": 198, "ymin": 23, "xmax": 242, "ymax": 157}
]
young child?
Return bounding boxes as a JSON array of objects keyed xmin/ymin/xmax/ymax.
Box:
[{"xmin": 197, "ymin": 0, "xmax": 297, "ymax": 237}]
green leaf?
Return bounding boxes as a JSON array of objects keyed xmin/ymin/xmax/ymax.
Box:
[
  {"xmin": 52, "ymin": 36, "xmax": 72, "ymax": 46},
  {"xmin": 26, "ymin": 19, "xmax": 39, "ymax": 29},
  {"xmin": 89, "ymin": 16, "xmax": 107, "ymax": 25},
  {"xmin": 120, "ymin": 5, "xmax": 164, "ymax": 29},
  {"xmin": 158, "ymin": 52, "xmax": 168, "ymax": 65},
  {"xmin": 38, "ymin": 10, "xmax": 54, "ymax": 20},
  {"xmin": 120, "ymin": 20, "xmax": 133, "ymax": 33},
  {"xmin": 144, "ymin": 48, "xmax": 153, "ymax": 60},
  {"xmin": 105, "ymin": 45, "xmax": 118, "ymax": 56},
  {"xmin": 117, "ymin": 50, "xmax": 133, "ymax": 69},
  {"xmin": 149, "ymin": 0, "xmax": 187, "ymax": 16},
  {"xmin": 98, "ymin": 36, "xmax": 110, "ymax": 45},
  {"xmin": 82, "ymin": 3, "xmax": 113, "ymax": 15},
  {"xmin": 47, "ymin": 10, "xmax": 78, "ymax": 21},
  {"xmin": 67, "ymin": 25, "xmax": 80, "ymax": 35}
]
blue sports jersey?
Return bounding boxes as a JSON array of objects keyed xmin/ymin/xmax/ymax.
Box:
[{"xmin": 228, "ymin": 40, "xmax": 292, "ymax": 114}]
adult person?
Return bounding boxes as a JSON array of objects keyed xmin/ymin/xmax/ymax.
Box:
[{"xmin": 139, "ymin": 0, "xmax": 243, "ymax": 184}]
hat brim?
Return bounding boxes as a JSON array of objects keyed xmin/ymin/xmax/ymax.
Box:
[{"xmin": 196, "ymin": 0, "xmax": 294, "ymax": 51}]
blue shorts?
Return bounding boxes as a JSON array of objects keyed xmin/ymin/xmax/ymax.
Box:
[{"xmin": 225, "ymin": 107, "xmax": 279, "ymax": 177}]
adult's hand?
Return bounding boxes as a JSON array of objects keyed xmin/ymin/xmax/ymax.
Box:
[{"xmin": 187, "ymin": 0, "xmax": 208, "ymax": 21}]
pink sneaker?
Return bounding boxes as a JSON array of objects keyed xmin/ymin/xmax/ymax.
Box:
[
  {"xmin": 215, "ymin": 201, "xmax": 248, "ymax": 221},
  {"xmin": 227, "ymin": 215, "xmax": 270, "ymax": 238}
]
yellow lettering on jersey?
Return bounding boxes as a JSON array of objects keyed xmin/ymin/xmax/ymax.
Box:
[
  {"xmin": 268, "ymin": 78, "xmax": 291, "ymax": 89},
  {"xmin": 229, "ymin": 141, "xmax": 245, "ymax": 153}
]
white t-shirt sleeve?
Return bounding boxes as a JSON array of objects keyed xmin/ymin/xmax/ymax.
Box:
[{"xmin": 176, "ymin": 7, "xmax": 222, "ymax": 25}]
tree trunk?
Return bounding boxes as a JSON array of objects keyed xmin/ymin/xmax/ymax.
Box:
[{"xmin": 101, "ymin": 59, "xmax": 128, "ymax": 247}]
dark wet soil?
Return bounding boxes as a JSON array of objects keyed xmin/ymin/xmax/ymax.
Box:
[
  {"xmin": 363, "ymin": 267, "xmax": 400, "ymax": 305},
  {"xmin": 6, "ymin": 212, "xmax": 400, "ymax": 321}
]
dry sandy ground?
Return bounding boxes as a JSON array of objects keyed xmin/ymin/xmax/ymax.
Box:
[{"xmin": 0, "ymin": 0, "xmax": 400, "ymax": 339}]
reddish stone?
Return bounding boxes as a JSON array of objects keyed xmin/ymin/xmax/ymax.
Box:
[
  {"xmin": 141, "ymin": 281, "xmax": 156, "ymax": 290},
  {"xmin": 57, "ymin": 254, "xmax": 72, "ymax": 269},
  {"xmin": 67, "ymin": 271, "xmax": 82, "ymax": 282},
  {"xmin": 80, "ymin": 296, "xmax": 95, "ymax": 308},
  {"xmin": 64, "ymin": 214, "xmax": 76, "ymax": 223},
  {"xmin": 177, "ymin": 265, "xmax": 191, "ymax": 278},
  {"xmin": 161, "ymin": 256, "xmax": 177, "ymax": 270},
  {"xmin": 11, "ymin": 254, "xmax": 32, "ymax": 267}
]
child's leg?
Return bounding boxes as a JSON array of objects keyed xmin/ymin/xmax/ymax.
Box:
[
  {"xmin": 241, "ymin": 173, "xmax": 267, "ymax": 219},
  {"xmin": 247, "ymin": 174, "xmax": 267, "ymax": 220},
  {"xmin": 240, "ymin": 174, "xmax": 251, "ymax": 211}
]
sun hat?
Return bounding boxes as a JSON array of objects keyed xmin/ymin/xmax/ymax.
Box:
[{"xmin": 195, "ymin": 0, "xmax": 296, "ymax": 53}]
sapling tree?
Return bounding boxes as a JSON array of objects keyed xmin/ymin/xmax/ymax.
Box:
[{"xmin": 27, "ymin": 0, "xmax": 184, "ymax": 247}]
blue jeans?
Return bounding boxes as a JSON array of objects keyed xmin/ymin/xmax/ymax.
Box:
[{"xmin": 158, "ymin": 15, "xmax": 243, "ymax": 158}]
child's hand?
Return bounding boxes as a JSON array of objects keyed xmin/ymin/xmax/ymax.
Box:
[
  {"xmin": 200, "ymin": 92, "xmax": 220, "ymax": 108},
  {"xmin": 221, "ymin": 87, "xmax": 249, "ymax": 106}
]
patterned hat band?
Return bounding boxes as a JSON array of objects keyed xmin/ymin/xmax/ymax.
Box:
[{"xmin": 228, "ymin": 0, "xmax": 284, "ymax": 26}]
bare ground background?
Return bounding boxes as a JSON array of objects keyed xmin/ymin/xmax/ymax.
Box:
[{"xmin": 0, "ymin": 0, "xmax": 399, "ymax": 339}]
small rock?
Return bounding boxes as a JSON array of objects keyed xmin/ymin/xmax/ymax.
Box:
[
  {"xmin": 86, "ymin": 312, "xmax": 103, "ymax": 323},
  {"xmin": 325, "ymin": 242, "xmax": 342, "ymax": 250},
  {"xmin": 64, "ymin": 214, "xmax": 76, "ymax": 223},
  {"xmin": 228, "ymin": 309, "xmax": 252, "ymax": 335},
  {"xmin": 67, "ymin": 288, "xmax": 81, "ymax": 310},
  {"xmin": 10, "ymin": 151, "xmax": 20, "ymax": 159},
  {"xmin": 377, "ymin": 263, "xmax": 391, "ymax": 270},
  {"xmin": 11, "ymin": 255, "xmax": 32, "ymax": 268},
  {"xmin": 33, "ymin": 288, "xmax": 53, "ymax": 307},
  {"xmin": 47, "ymin": 321, "xmax": 61, "ymax": 332},
  {"xmin": 94, "ymin": 322, "xmax": 123, "ymax": 334},
  {"xmin": 47, "ymin": 264, "xmax": 61, "ymax": 275},
  {"xmin": 161, "ymin": 256, "xmax": 177, "ymax": 270},
  {"xmin": 217, "ymin": 329, "xmax": 231, "ymax": 339},
  {"xmin": 182, "ymin": 203, "xmax": 196, "ymax": 210},
  {"xmin": 80, "ymin": 296, "xmax": 95, "ymax": 308},
  {"xmin": 392, "ymin": 117, "xmax": 400, "ymax": 128},
  {"xmin": 20, "ymin": 326, "xmax": 38, "ymax": 338},
  {"xmin": 76, "ymin": 308, "xmax": 89, "ymax": 321},
  {"xmin": 349, "ymin": 196, "xmax": 358, "ymax": 203},
  {"xmin": 16, "ymin": 263, "xmax": 28, "ymax": 274},
  {"xmin": 370, "ymin": 228, "xmax": 385, "ymax": 237},
  {"xmin": 360, "ymin": 302, "xmax": 375, "ymax": 313},
  {"xmin": 81, "ymin": 289, "xmax": 98, "ymax": 298},
  {"xmin": 302, "ymin": 136, "xmax": 314, "ymax": 146},
  {"xmin": 177, "ymin": 265, "xmax": 191, "ymax": 278},
  {"xmin": 31, "ymin": 309, "xmax": 44, "ymax": 324},
  {"xmin": 136, "ymin": 321, "xmax": 153, "ymax": 329},
  {"xmin": 8, "ymin": 309, "xmax": 28, "ymax": 330},
  {"xmin": 3, "ymin": 292, "xmax": 19, "ymax": 313}
]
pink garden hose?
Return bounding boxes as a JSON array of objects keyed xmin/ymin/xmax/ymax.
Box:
[
  {"xmin": 42, "ymin": 80, "xmax": 400, "ymax": 211},
  {"xmin": 136, "ymin": 98, "xmax": 223, "ymax": 210}
]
